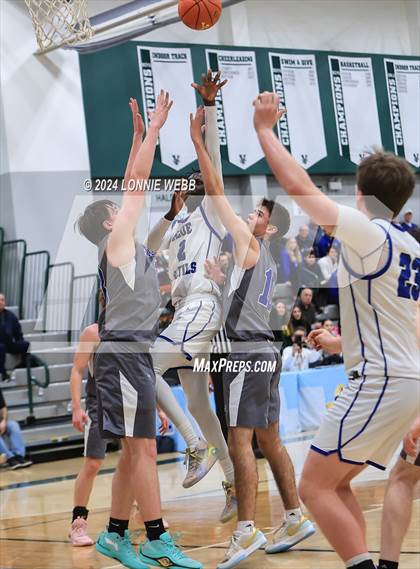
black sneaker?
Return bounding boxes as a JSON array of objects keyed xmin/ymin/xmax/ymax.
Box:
[
  {"xmin": 1, "ymin": 371, "xmax": 11, "ymax": 382},
  {"xmin": 6, "ymin": 456, "xmax": 23, "ymax": 470},
  {"xmin": 15, "ymin": 455, "xmax": 33, "ymax": 468}
]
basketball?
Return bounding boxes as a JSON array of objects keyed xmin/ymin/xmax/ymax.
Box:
[{"xmin": 178, "ymin": 0, "xmax": 222, "ymax": 31}]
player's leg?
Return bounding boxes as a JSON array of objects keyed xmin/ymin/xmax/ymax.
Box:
[
  {"xmin": 255, "ymin": 422, "xmax": 315, "ymax": 553},
  {"xmin": 70, "ymin": 403, "xmax": 107, "ymax": 546},
  {"xmin": 299, "ymin": 450, "xmax": 371, "ymax": 566},
  {"xmin": 379, "ymin": 456, "xmax": 420, "ymax": 569},
  {"xmin": 336, "ymin": 465, "xmax": 368, "ymax": 538}
]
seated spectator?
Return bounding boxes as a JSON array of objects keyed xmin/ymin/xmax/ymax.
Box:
[
  {"xmin": 318, "ymin": 246, "xmax": 339, "ymax": 282},
  {"xmin": 279, "ymin": 237, "xmax": 302, "ymax": 288},
  {"xmin": 289, "ymin": 304, "xmax": 311, "ymax": 335},
  {"xmin": 322, "ymin": 319, "xmax": 340, "ymax": 337},
  {"xmin": 282, "ymin": 327, "xmax": 322, "ymax": 371},
  {"xmin": 297, "ymin": 287, "xmax": 318, "ymax": 329},
  {"xmin": 400, "ymin": 209, "xmax": 417, "ymax": 231},
  {"xmin": 0, "ymin": 293, "xmax": 30, "ymax": 382},
  {"xmin": 270, "ymin": 301, "xmax": 292, "ymax": 344},
  {"xmin": 295, "ymin": 224, "xmax": 313, "ymax": 252},
  {"xmin": 0, "ymin": 387, "xmax": 32, "ymax": 469},
  {"xmin": 299, "ymin": 249, "xmax": 326, "ymax": 289},
  {"xmin": 307, "ymin": 219, "xmax": 319, "ymax": 244}
]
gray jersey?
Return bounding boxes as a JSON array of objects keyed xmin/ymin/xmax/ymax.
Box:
[
  {"xmin": 223, "ymin": 239, "xmax": 276, "ymax": 343},
  {"xmin": 98, "ymin": 237, "xmax": 160, "ymax": 346}
]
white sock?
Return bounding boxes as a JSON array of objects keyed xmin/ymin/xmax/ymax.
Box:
[
  {"xmin": 220, "ymin": 456, "xmax": 235, "ymax": 484},
  {"xmin": 236, "ymin": 521, "xmax": 254, "ymax": 534},
  {"xmin": 345, "ymin": 553, "xmax": 372, "ymax": 567},
  {"xmin": 155, "ymin": 374, "xmax": 199, "ymax": 447},
  {"xmin": 285, "ymin": 508, "xmax": 303, "ymax": 524}
]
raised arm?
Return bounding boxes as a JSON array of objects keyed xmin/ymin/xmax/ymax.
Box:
[
  {"xmin": 253, "ymin": 92, "xmax": 338, "ymax": 232},
  {"xmin": 192, "ymin": 69, "xmax": 227, "ymax": 178},
  {"xmin": 107, "ymin": 91, "xmax": 173, "ymax": 267},
  {"xmin": 122, "ymin": 98, "xmax": 145, "ymax": 191},
  {"xmin": 190, "ymin": 108, "xmax": 259, "ymax": 270},
  {"xmin": 70, "ymin": 325, "xmax": 99, "ymax": 432},
  {"xmin": 145, "ymin": 191, "xmax": 186, "ymax": 253}
]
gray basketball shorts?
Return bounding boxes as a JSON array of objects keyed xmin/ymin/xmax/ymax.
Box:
[
  {"xmin": 223, "ymin": 344, "xmax": 281, "ymax": 429},
  {"xmin": 93, "ymin": 342, "xmax": 157, "ymax": 439},
  {"xmin": 84, "ymin": 392, "xmax": 107, "ymax": 459}
]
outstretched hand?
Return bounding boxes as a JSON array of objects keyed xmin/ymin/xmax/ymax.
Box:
[
  {"xmin": 190, "ymin": 106, "xmax": 205, "ymax": 144},
  {"xmin": 204, "ymin": 257, "xmax": 226, "ymax": 286},
  {"xmin": 148, "ymin": 90, "xmax": 173, "ymax": 130},
  {"xmin": 129, "ymin": 98, "xmax": 145, "ymax": 139},
  {"xmin": 253, "ymin": 92, "xmax": 286, "ymax": 132},
  {"xmin": 192, "ymin": 69, "xmax": 227, "ymax": 105}
]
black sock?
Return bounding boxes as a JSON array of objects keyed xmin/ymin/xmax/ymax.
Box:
[
  {"xmin": 378, "ymin": 561, "xmax": 398, "ymax": 569},
  {"xmin": 144, "ymin": 518, "xmax": 165, "ymax": 542},
  {"xmin": 72, "ymin": 506, "xmax": 89, "ymax": 522},
  {"xmin": 350, "ymin": 562, "xmax": 376, "ymax": 569},
  {"xmin": 108, "ymin": 517, "xmax": 129, "ymax": 537}
]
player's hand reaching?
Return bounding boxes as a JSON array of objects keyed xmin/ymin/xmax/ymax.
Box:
[
  {"xmin": 72, "ymin": 407, "xmax": 88, "ymax": 433},
  {"xmin": 129, "ymin": 98, "xmax": 145, "ymax": 139},
  {"xmin": 157, "ymin": 407, "xmax": 169, "ymax": 435},
  {"xmin": 148, "ymin": 90, "xmax": 173, "ymax": 130},
  {"xmin": 204, "ymin": 257, "xmax": 226, "ymax": 286},
  {"xmin": 307, "ymin": 329, "xmax": 342, "ymax": 354},
  {"xmin": 403, "ymin": 417, "xmax": 420, "ymax": 458},
  {"xmin": 166, "ymin": 190, "xmax": 187, "ymax": 221},
  {"xmin": 192, "ymin": 69, "xmax": 228, "ymax": 106},
  {"xmin": 190, "ymin": 106, "xmax": 205, "ymax": 145},
  {"xmin": 253, "ymin": 92, "xmax": 286, "ymax": 132}
]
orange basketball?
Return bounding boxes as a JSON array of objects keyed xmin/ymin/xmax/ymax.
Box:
[{"xmin": 178, "ymin": 0, "xmax": 222, "ymax": 31}]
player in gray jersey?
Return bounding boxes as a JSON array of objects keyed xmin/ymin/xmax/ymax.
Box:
[
  {"xmin": 254, "ymin": 91, "xmax": 418, "ymax": 569},
  {"xmin": 77, "ymin": 92, "xmax": 202, "ymax": 569},
  {"xmin": 189, "ymin": 109, "xmax": 315, "ymax": 569}
]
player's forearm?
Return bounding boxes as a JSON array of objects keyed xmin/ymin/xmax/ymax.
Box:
[
  {"xmin": 204, "ymin": 105, "xmax": 223, "ymax": 180},
  {"xmin": 129, "ymin": 125, "xmax": 159, "ymax": 189},
  {"xmin": 145, "ymin": 217, "xmax": 171, "ymax": 252},
  {"xmin": 70, "ymin": 369, "xmax": 83, "ymax": 410},
  {"xmin": 257, "ymin": 128, "xmax": 338, "ymax": 228},
  {"xmin": 123, "ymin": 134, "xmax": 142, "ymax": 190},
  {"xmin": 194, "ymin": 139, "xmax": 223, "ymax": 197}
]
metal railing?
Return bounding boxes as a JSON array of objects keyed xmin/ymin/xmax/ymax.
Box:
[
  {"xmin": 71, "ymin": 273, "xmax": 99, "ymax": 343},
  {"xmin": 0, "ymin": 239, "xmax": 27, "ymax": 318},
  {"xmin": 43, "ymin": 262, "xmax": 75, "ymax": 341},
  {"xmin": 22, "ymin": 250, "xmax": 50, "ymax": 320},
  {"xmin": 25, "ymin": 353, "xmax": 50, "ymax": 422}
]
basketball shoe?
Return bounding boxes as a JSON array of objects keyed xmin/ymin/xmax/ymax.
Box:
[
  {"xmin": 96, "ymin": 529, "xmax": 148, "ymax": 569},
  {"xmin": 138, "ymin": 531, "xmax": 203, "ymax": 568},
  {"xmin": 69, "ymin": 517, "xmax": 94, "ymax": 546},
  {"xmin": 182, "ymin": 439, "xmax": 219, "ymax": 488},
  {"xmin": 265, "ymin": 517, "xmax": 315, "ymax": 553},
  {"xmin": 217, "ymin": 527, "xmax": 267, "ymax": 569},
  {"xmin": 220, "ymin": 481, "xmax": 238, "ymax": 523}
]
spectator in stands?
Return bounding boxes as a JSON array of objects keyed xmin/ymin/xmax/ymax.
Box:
[
  {"xmin": 0, "ymin": 293, "xmax": 30, "ymax": 382},
  {"xmin": 270, "ymin": 300, "xmax": 291, "ymax": 344},
  {"xmin": 312, "ymin": 226, "xmax": 339, "ymax": 259},
  {"xmin": 297, "ymin": 288, "xmax": 318, "ymax": 329},
  {"xmin": 400, "ymin": 209, "xmax": 417, "ymax": 231},
  {"xmin": 0, "ymin": 387, "xmax": 32, "ymax": 469},
  {"xmin": 282, "ymin": 327, "xmax": 321, "ymax": 371},
  {"xmin": 322, "ymin": 319, "xmax": 340, "ymax": 338},
  {"xmin": 299, "ymin": 249, "xmax": 325, "ymax": 289},
  {"xmin": 279, "ymin": 237, "xmax": 302, "ymax": 287},
  {"xmin": 318, "ymin": 246, "xmax": 339, "ymax": 282},
  {"xmin": 307, "ymin": 219, "xmax": 319, "ymax": 244},
  {"xmin": 295, "ymin": 224, "xmax": 313, "ymax": 252},
  {"xmin": 289, "ymin": 304, "xmax": 311, "ymax": 335}
]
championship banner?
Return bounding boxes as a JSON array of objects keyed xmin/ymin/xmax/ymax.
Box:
[
  {"xmin": 384, "ymin": 59, "xmax": 420, "ymax": 168},
  {"xmin": 137, "ymin": 46, "xmax": 197, "ymax": 171},
  {"xmin": 205, "ymin": 49, "xmax": 264, "ymax": 170},
  {"xmin": 269, "ymin": 53, "xmax": 327, "ymax": 169},
  {"xmin": 329, "ymin": 56, "xmax": 382, "ymax": 165}
]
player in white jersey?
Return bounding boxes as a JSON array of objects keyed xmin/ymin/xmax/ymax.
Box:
[
  {"xmin": 147, "ymin": 71, "xmax": 236, "ymax": 522},
  {"xmin": 253, "ymin": 92, "xmax": 419, "ymax": 569}
]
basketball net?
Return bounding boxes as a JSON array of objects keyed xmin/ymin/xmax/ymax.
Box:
[{"xmin": 24, "ymin": 0, "xmax": 94, "ymax": 53}]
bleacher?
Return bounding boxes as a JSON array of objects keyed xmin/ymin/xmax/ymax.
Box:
[{"xmin": 0, "ymin": 226, "xmax": 99, "ymax": 463}]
